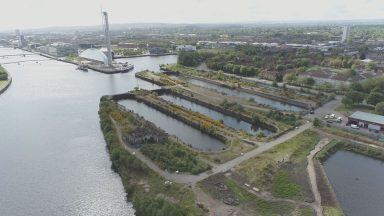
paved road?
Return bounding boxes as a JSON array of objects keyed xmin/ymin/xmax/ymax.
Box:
[{"xmin": 305, "ymin": 96, "xmax": 342, "ymax": 121}]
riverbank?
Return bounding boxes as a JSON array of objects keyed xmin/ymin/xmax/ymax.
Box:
[
  {"xmin": 0, "ymin": 65, "xmax": 12, "ymax": 95},
  {"xmin": 98, "ymin": 97, "xmax": 207, "ymax": 215}
]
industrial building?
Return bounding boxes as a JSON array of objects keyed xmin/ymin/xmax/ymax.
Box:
[{"xmin": 348, "ymin": 111, "xmax": 384, "ymax": 131}]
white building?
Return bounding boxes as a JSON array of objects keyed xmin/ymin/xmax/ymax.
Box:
[
  {"xmin": 79, "ymin": 48, "xmax": 108, "ymax": 65},
  {"xmin": 176, "ymin": 45, "xmax": 196, "ymax": 52}
]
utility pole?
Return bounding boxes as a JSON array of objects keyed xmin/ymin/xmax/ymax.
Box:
[{"xmin": 103, "ymin": 11, "xmax": 113, "ymax": 66}]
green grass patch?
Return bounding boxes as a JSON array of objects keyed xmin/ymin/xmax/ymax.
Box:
[
  {"xmin": 323, "ymin": 206, "xmax": 343, "ymax": 216},
  {"xmin": 299, "ymin": 206, "xmax": 315, "ymax": 216},
  {"xmin": 273, "ymin": 171, "xmax": 302, "ymax": 198},
  {"xmin": 225, "ymin": 179, "xmax": 254, "ymax": 202}
]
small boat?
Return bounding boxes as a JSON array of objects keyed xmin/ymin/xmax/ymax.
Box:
[{"xmin": 76, "ymin": 64, "xmax": 88, "ymax": 72}]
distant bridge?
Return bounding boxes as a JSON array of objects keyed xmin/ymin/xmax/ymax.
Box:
[
  {"xmin": 0, "ymin": 53, "xmax": 36, "ymax": 58},
  {"xmin": 1, "ymin": 59, "xmax": 52, "ymax": 65}
]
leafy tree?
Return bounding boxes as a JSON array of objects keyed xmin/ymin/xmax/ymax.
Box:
[
  {"xmin": 341, "ymin": 96, "xmax": 353, "ymax": 107},
  {"xmin": 272, "ymin": 80, "xmax": 278, "ymax": 87},
  {"xmin": 366, "ymin": 61, "xmax": 377, "ymax": 71},
  {"xmin": 345, "ymin": 90, "xmax": 365, "ymax": 104},
  {"xmin": 283, "ymin": 73, "xmax": 297, "ymax": 83},
  {"xmin": 177, "ymin": 51, "xmax": 201, "ymax": 67},
  {"xmin": 350, "ymin": 83, "xmax": 364, "ymax": 92},
  {"xmin": 366, "ymin": 92, "xmax": 384, "ymax": 106},
  {"xmin": 375, "ymin": 102, "xmax": 384, "ymax": 115},
  {"xmin": 313, "ymin": 118, "xmax": 321, "ymax": 127}
]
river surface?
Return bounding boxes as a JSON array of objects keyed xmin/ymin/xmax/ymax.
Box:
[
  {"xmin": 160, "ymin": 94, "xmax": 272, "ymax": 135},
  {"xmin": 186, "ymin": 78, "xmax": 303, "ymax": 112},
  {"xmin": 323, "ymin": 150, "xmax": 384, "ymax": 216},
  {"xmin": 0, "ymin": 47, "xmax": 177, "ymax": 216},
  {"xmin": 118, "ymin": 99, "xmax": 225, "ymax": 151}
]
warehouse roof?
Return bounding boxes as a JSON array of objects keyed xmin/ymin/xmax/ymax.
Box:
[{"xmin": 349, "ymin": 111, "xmax": 384, "ymax": 125}]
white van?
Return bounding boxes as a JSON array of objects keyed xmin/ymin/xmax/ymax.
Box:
[{"xmin": 350, "ymin": 124, "xmax": 359, "ymax": 129}]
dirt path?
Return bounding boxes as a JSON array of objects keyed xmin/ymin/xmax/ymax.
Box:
[
  {"xmin": 111, "ymin": 114, "xmax": 313, "ymax": 185},
  {"xmin": 307, "ymin": 138, "xmax": 331, "ymax": 216},
  {"xmin": 193, "ymin": 187, "xmax": 244, "ymax": 216}
]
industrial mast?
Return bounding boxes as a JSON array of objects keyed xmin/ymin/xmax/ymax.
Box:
[{"xmin": 102, "ymin": 11, "xmax": 113, "ymax": 66}]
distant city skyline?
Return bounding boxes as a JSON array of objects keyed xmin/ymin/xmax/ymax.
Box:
[{"xmin": 1, "ymin": 0, "xmax": 383, "ymax": 31}]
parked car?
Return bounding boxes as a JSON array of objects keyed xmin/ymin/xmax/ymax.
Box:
[
  {"xmin": 324, "ymin": 115, "xmax": 329, "ymax": 119},
  {"xmin": 350, "ymin": 124, "xmax": 359, "ymax": 129},
  {"xmin": 330, "ymin": 114, "xmax": 335, "ymax": 119},
  {"xmin": 336, "ymin": 117, "xmax": 342, "ymax": 123}
]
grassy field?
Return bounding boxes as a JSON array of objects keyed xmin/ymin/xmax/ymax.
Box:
[
  {"xmin": 323, "ymin": 207, "xmax": 343, "ymax": 216},
  {"xmin": 236, "ymin": 130, "xmax": 321, "ymax": 201}
]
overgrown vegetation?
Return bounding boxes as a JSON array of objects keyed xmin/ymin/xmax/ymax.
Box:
[
  {"xmin": 115, "ymin": 48, "xmax": 143, "ymax": 57},
  {"xmin": 237, "ymin": 130, "xmax": 321, "ymax": 201},
  {"xmin": 266, "ymin": 110, "xmax": 299, "ymax": 126},
  {"xmin": 99, "ymin": 96, "xmax": 206, "ymax": 216},
  {"xmin": 141, "ymin": 140, "xmax": 211, "ymax": 174},
  {"xmin": 0, "ymin": 65, "xmax": 8, "ymax": 81},
  {"xmin": 199, "ymin": 174, "xmax": 296, "ymax": 216},
  {"xmin": 341, "ymin": 77, "xmax": 384, "ymax": 114}
]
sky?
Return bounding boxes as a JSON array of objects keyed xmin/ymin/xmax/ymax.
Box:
[{"xmin": 1, "ymin": 0, "xmax": 383, "ymax": 30}]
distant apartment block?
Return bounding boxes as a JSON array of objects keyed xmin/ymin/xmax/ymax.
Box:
[{"xmin": 342, "ymin": 26, "xmax": 350, "ymax": 43}]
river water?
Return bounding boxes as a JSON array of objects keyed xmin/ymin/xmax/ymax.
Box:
[
  {"xmin": 186, "ymin": 78, "xmax": 304, "ymax": 112},
  {"xmin": 159, "ymin": 94, "xmax": 272, "ymax": 136},
  {"xmin": 323, "ymin": 150, "xmax": 384, "ymax": 216},
  {"xmin": 0, "ymin": 47, "xmax": 177, "ymax": 216}
]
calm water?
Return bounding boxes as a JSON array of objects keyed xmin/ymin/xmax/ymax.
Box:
[
  {"xmin": 323, "ymin": 150, "xmax": 384, "ymax": 216},
  {"xmin": 160, "ymin": 94, "xmax": 272, "ymax": 135},
  {"xmin": 118, "ymin": 99, "xmax": 225, "ymax": 151},
  {"xmin": 186, "ymin": 78, "xmax": 303, "ymax": 112},
  {"xmin": 0, "ymin": 47, "xmax": 177, "ymax": 216}
]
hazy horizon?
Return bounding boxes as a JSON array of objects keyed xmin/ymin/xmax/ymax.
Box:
[{"xmin": 1, "ymin": 0, "xmax": 383, "ymax": 31}]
